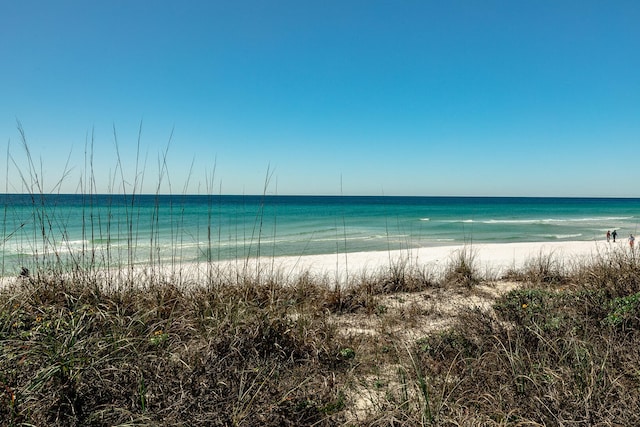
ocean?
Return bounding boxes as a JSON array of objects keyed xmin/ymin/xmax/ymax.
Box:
[{"xmin": 1, "ymin": 194, "xmax": 639, "ymax": 276}]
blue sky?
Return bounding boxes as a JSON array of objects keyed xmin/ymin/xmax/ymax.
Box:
[{"xmin": 1, "ymin": 1, "xmax": 639, "ymax": 196}]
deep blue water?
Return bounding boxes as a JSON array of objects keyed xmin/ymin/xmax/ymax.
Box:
[{"xmin": 2, "ymin": 194, "xmax": 639, "ymax": 275}]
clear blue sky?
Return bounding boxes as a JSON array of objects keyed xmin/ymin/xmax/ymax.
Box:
[{"xmin": 1, "ymin": 1, "xmax": 639, "ymax": 196}]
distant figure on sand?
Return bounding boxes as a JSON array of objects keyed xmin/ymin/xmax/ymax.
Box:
[
  {"xmin": 630, "ymin": 234, "xmax": 635, "ymax": 249},
  {"xmin": 607, "ymin": 230, "xmax": 611, "ymax": 242},
  {"xmin": 612, "ymin": 230, "xmax": 618, "ymax": 242}
]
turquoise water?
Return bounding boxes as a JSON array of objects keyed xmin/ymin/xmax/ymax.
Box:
[{"xmin": 1, "ymin": 194, "xmax": 639, "ymax": 275}]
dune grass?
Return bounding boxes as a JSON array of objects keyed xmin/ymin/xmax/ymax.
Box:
[{"xmin": 1, "ymin": 247, "xmax": 640, "ymax": 426}]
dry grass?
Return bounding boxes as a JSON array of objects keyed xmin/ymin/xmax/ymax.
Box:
[{"xmin": 2, "ymin": 247, "xmax": 640, "ymax": 426}]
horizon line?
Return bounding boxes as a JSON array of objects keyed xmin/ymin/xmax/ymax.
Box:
[{"xmin": 1, "ymin": 193, "xmax": 639, "ymax": 200}]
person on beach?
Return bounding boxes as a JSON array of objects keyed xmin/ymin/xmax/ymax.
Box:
[
  {"xmin": 629, "ymin": 234, "xmax": 635, "ymax": 249},
  {"xmin": 612, "ymin": 230, "xmax": 618, "ymax": 242},
  {"xmin": 607, "ymin": 230, "xmax": 611, "ymax": 242}
]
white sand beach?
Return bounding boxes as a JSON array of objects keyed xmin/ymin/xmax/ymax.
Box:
[
  {"xmin": 1, "ymin": 239, "xmax": 630, "ymax": 288},
  {"xmin": 193, "ymin": 239, "xmax": 625, "ymax": 284}
]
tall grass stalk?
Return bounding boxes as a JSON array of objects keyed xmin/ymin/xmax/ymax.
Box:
[
  {"xmin": 4, "ymin": 129, "xmax": 640, "ymax": 425},
  {"xmin": 113, "ymin": 122, "xmax": 146, "ymax": 284},
  {"xmin": 2, "ymin": 141, "xmax": 9, "ymax": 274}
]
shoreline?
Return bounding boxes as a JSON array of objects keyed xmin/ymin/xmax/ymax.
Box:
[
  {"xmin": 185, "ymin": 239, "xmax": 623, "ymax": 284},
  {"xmin": 1, "ymin": 239, "xmax": 629, "ymax": 286}
]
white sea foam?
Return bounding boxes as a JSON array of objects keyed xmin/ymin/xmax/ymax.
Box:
[
  {"xmin": 442, "ymin": 216, "xmax": 634, "ymax": 225},
  {"xmin": 548, "ymin": 234, "xmax": 583, "ymax": 239}
]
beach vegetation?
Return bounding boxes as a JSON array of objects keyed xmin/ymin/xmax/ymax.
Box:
[
  {"xmin": 2, "ymin": 246, "xmax": 639, "ymax": 425},
  {"xmin": 442, "ymin": 246, "xmax": 480, "ymax": 287},
  {"xmin": 502, "ymin": 250, "xmax": 567, "ymax": 285}
]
